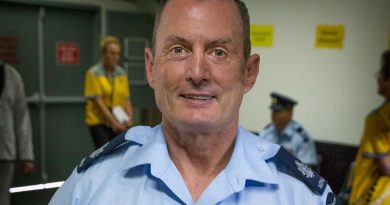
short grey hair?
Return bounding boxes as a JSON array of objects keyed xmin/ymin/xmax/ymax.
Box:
[{"xmin": 151, "ymin": 0, "xmax": 251, "ymax": 59}]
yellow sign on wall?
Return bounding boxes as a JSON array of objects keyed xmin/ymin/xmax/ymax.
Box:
[
  {"xmin": 250, "ymin": 25, "xmax": 274, "ymax": 47},
  {"xmin": 388, "ymin": 32, "xmax": 390, "ymax": 49},
  {"xmin": 315, "ymin": 25, "xmax": 345, "ymax": 49}
]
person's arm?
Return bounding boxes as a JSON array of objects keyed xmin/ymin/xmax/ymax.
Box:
[
  {"xmin": 369, "ymin": 117, "xmax": 390, "ymax": 176},
  {"xmin": 93, "ymin": 98, "xmax": 127, "ymax": 132},
  {"xmin": 296, "ymin": 142, "xmax": 318, "ymax": 170},
  {"xmin": 295, "ymin": 131, "xmax": 318, "ymax": 168},
  {"xmin": 122, "ymin": 75, "xmax": 133, "ymax": 127},
  {"xmin": 124, "ymin": 98, "xmax": 134, "ymax": 127},
  {"xmin": 49, "ymin": 169, "xmax": 80, "ymax": 205},
  {"xmin": 85, "ymin": 69, "xmax": 126, "ymax": 132},
  {"xmin": 376, "ymin": 109, "xmax": 390, "ymax": 176},
  {"xmin": 12, "ymin": 66, "xmax": 34, "ymax": 175},
  {"xmin": 364, "ymin": 134, "xmax": 390, "ymax": 176}
]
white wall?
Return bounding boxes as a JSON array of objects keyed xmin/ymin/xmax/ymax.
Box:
[{"xmin": 240, "ymin": 0, "xmax": 390, "ymax": 145}]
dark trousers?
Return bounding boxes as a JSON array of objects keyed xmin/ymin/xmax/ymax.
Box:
[
  {"xmin": 0, "ymin": 162, "xmax": 14, "ymax": 205},
  {"xmin": 88, "ymin": 125, "xmax": 117, "ymax": 149}
]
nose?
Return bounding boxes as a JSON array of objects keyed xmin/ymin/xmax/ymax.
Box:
[{"xmin": 186, "ymin": 49, "xmax": 210, "ymax": 86}]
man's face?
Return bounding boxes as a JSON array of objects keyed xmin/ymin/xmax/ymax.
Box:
[
  {"xmin": 271, "ymin": 109, "xmax": 292, "ymax": 128},
  {"xmin": 103, "ymin": 43, "xmax": 120, "ymax": 69},
  {"xmin": 145, "ymin": 0, "xmax": 259, "ymax": 131}
]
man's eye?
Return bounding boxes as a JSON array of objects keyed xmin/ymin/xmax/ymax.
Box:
[
  {"xmin": 213, "ymin": 49, "xmax": 225, "ymax": 57},
  {"xmin": 172, "ymin": 47, "xmax": 184, "ymax": 54}
]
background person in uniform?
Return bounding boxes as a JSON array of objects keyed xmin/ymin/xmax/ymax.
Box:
[
  {"xmin": 349, "ymin": 50, "xmax": 390, "ymax": 205},
  {"xmin": 84, "ymin": 36, "xmax": 134, "ymax": 149},
  {"xmin": 49, "ymin": 0, "xmax": 339, "ymax": 204},
  {"xmin": 259, "ymin": 92, "xmax": 318, "ymax": 168},
  {"xmin": 0, "ymin": 61, "xmax": 34, "ymax": 205}
]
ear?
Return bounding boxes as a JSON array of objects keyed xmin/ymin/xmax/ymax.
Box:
[
  {"xmin": 145, "ymin": 48, "xmax": 155, "ymax": 89},
  {"xmin": 243, "ymin": 54, "xmax": 260, "ymax": 93}
]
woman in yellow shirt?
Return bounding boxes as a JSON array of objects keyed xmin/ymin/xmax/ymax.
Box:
[
  {"xmin": 349, "ymin": 50, "xmax": 390, "ymax": 205},
  {"xmin": 84, "ymin": 36, "xmax": 134, "ymax": 148}
]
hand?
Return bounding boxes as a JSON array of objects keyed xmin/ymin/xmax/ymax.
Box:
[
  {"xmin": 20, "ymin": 161, "xmax": 34, "ymax": 175},
  {"xmin": 113, "ymin": 122, "xmax": 128, "ymax": 132}
]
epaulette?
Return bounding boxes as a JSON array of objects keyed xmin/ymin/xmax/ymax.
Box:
[
  {"xmin": 266, "ymin": 147, "xmax": 327, "ymax": 195},
  {"xmin": 295, "ymin": 126, "xmax": 309, "ymax": 142},
  {"xmin": 77, "ymin": 131, "xmax": 127, "ymax": 173}
]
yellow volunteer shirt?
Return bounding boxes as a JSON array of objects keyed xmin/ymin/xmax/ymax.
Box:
[
  {"xmin": 349, "ymin": 102, "xmax": 390, "ymax": 205},
  {"xmin": 84, "ymin": 63, "xmax": 130, "ymax": 127}
]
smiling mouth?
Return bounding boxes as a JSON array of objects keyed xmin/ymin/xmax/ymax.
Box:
[{"xmin": 181, "ymin": 95, "xmax": 215, "ymax": 100}]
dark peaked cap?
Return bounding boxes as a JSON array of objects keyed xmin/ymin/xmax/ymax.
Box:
[{"xmin": 270, "ymin": 92, "xmax": 298, "ymax": 110}]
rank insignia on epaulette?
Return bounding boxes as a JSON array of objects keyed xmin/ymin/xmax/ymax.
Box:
[
  {"xmin": 77, "ymin": 131, "xmax": 127, "ymax": 173},
  {"xmin": 266, "ymin": 147, "xmax": 327, "ymax": 195},
  {"xmin": 90, "ymin": 143, "xmax": 108, "ymax": 159},
  {"xmin": 318, "ymin": 177, "xmax": 326, "ymax": 189},
  {"xmin": 295, "ymin": 160, "xmax": 314, "ymax": 178}
]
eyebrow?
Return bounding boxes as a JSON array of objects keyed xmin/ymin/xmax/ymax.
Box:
[
  {"xmin": 206, "ymin": 38, "xmax": 233, "ymax": 48},
  {"xmin": 164, "ymin": 35, "xmax": 192, "ymax": 50},
  {"xmin": 164, "ymin": 35, "xmax": 233, "ymax": 50}
]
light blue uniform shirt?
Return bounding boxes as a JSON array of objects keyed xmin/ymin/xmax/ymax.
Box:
[
  {"xmin": 259, "ymin": 120, "xmax": 318, "ymax": 165},
  {"xmin": 49, "ymin": 125, "xmax": 336, "ymax": 205}
]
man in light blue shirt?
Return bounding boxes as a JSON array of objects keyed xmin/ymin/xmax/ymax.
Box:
[
  {"xmin": 259, "ymin": 92, "xmax": 318, "ymax": 167},
  {"xmin": 50, "ymin": 0, "xmax": 338, "ymax": 204}
]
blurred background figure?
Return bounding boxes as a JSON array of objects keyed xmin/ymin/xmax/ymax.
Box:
[
  {"xmin": 0, "ymin": 60, "xmax": 35, "ymax": 205},
  {"xmin": 348, "ymin": 50, "xmax": 390, "ymax": 205},
  {"xmin": 84, "ymin": 36, "xmax": 134, "ymax": 149},
  {"xmin": 259, "ymin": 92, "xmax": 318, "ymax": 169}
]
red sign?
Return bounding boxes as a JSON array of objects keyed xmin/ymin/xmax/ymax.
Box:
[
  {"xmin": 56, "ymin": 42, "xmax": 79, "ymax": 65},
  {"xmin": 0, "ymin": 35, "xmax": 19, "ymax": 66}
]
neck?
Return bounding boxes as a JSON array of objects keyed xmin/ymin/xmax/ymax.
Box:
[
  {"xmin": 162, "ymin": 121, "xmax": 237, "ymax": 202},
  {"xmin": 103, "ymin": 63, "xmax": 114, "ymax": 71},
  {"xmin": 275, "ymin": 123, "xmax": 288, "ymax": 135}
]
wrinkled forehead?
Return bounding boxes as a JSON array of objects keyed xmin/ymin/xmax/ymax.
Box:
[
  {"xmin": 163, "ymin": 0, "xmax": 238, "ymax": 14},
  {"xmin": 156, "ymin": 0, "xmax": 243, "ymax": 42}
]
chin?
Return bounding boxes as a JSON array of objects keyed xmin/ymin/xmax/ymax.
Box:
[
  {"xmin": 183, "ymin": 117, "xmax": 215, "ymax": 126},
  {"xmin": 179, "ymin": 117, "xmax": 219, "ymax": 129},
  {"xmin": 188, "ymin": 123, "xmax": 223, "ymax": 133}
]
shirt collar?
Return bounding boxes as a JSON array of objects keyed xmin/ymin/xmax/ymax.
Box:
[
  {"xmin": 224, "ymin": 127, "xmax": 279, "ymax": 191},
  {"xmin": 278, "ymin": 120, "xmax": 295, "ymax": 137},
  {"xmin": 98, "ymin": 62, "xmax": 120, "ymax": 75},
  {"xmin": 120, "ymin": 125, "xmax": 279, "ymax": 189},
  {"xmin": 120, "ymin": 125, "xmax": 172, "ymax": 177},
  {"xmin": 121, "ymin": 125, "xmax": 194, "ymax": 204}
]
